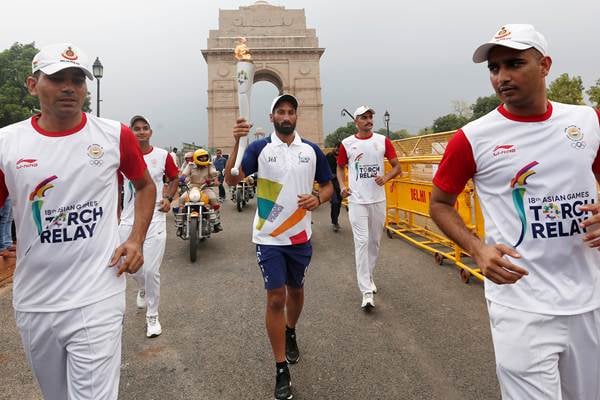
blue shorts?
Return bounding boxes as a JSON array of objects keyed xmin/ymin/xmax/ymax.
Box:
[{"xmin": 256, "ymin": 242, "xmax": 312, "ymax": 290}]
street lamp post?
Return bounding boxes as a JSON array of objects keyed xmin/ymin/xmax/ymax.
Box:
[
  {"xmin": 92, "ymin": 57, "xmax": 103, "ymax": 117},
  {"xmin": 384, "ymin": 110, "xmax": 390, "ymax": 138}
]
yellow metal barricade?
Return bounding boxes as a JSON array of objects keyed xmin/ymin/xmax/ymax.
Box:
[
  {"xmin": 324, "ymin": 132, "xmax": 486, "ymax": 282},
  {"xmin": 384, "ymin": 132, "xmax": 485, "ymax": 283}
]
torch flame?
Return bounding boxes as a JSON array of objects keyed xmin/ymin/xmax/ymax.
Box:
[{"xmin": 234, "ymin": 37, "xmax": 252, "ymax": 61}]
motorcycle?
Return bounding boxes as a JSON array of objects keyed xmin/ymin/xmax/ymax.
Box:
[
  {"xmin": 175, "ymin": 183, "xmax": 221, "ymax": 262},
  {"xmin": 231, "ymin": 174, "xmax": 256, "ymax": 212}
]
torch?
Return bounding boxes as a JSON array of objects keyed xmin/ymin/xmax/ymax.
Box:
[{"xmin": 231, "ymin": 37, "xmax": 255, "ymax": 176}]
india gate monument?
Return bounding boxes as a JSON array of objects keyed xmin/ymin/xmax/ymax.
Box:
[{"xmin": 202, "ymin": 1, "xmax": 325, "ymax": 153}]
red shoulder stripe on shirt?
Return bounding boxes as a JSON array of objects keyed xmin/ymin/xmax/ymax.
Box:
[
  {"xmin": 164, "ymin": 151, "xmax": 179, "ymax": 180},
  {"xmin": 119, "ymin": 125, "xmax": 147, "ymax": 181},
  {"xmin": 432, "ymin": 129, "xmax": 476, "ymax": 195},
  {"xmin": 337, "ymin": 143, "xmax": 348, "ymax": 166},
  {"xmin": 384, "ymin": 137, "xmax": 397, "ymax": 160}
]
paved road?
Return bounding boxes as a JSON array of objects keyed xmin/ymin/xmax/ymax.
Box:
[{"xmin": 0, "ymin": 201, "xmax": 500, "ymax": 400}]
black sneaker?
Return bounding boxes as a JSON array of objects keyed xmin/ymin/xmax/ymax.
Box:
[
  {"xmin": 285, "ymin": 329, "xmax": 300, "ymax": 364},
  {"xmin": 274, "ymin": 367, "xmax": 293, "ymax": 399},
  {"xmin": 213, "ymin": 223, "xmax": 223, "ymax": 233}
]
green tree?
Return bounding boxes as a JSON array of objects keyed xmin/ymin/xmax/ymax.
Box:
[
  {"xmin": 432, "ymin": 114, "xmax": 468, "ymax": 133},
  {"xmin": 324, "ymin": 122, "xmax": 357, "ymax": 147},
  {"xmin": 0, "ymin": 42, "xmax": 91, "ymax": 128},
  {"xmin": 470, "ymin": 94, "xmax": 501, "ymax": 120},
  {"xmin": 390, "ymin": 129, "xmax": 411, "ymax": 140},
  {"xmin": 547, "ymin": 73, "xmax": 585, "ymax": 105},
  {"xmin": 0, "ymin": 42, "xmax": 39, "ymax": 128},
  {"xmin": 375, "ymin": 127, "xmax": 398, "ymax": 138},
  {"xmin": 418, "ymin": 127, "xmax": 433, "ymax": 136},
  {"xmin": 587, "ymin": 79, "xmax": 600, "ymax": 108}
]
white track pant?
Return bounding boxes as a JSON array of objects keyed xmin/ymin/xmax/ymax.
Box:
[
  {"xmin": 15, "ymin": 293, "xmax": 125, "ymax": 400},
  {"xmin": 348, "ymin": 201, "xmax": 386, "ymax": 294},
  {"xmin": 119, "ymin": 221, "xmax": 166, "ymax": 317},
  {"xmin": 488, "ymin": 301, "xmax": 600, "ymax": 400}
]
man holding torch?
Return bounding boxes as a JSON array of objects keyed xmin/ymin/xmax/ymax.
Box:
[
  {"xmin": 226, "ymin": 93, "xmax": 333, "ymax": 400},
  {"xmin": 225, "ymin": 38, "xmax": 333, "ymax": 400}
]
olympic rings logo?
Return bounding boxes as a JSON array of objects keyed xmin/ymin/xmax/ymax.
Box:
[
  {"xmin": 571, "ymin": 141, "xmax": 586, "ymax": 150},
  {"xmin": 89, "ymin": 159, "xmax": 104, "ymax": 166}
]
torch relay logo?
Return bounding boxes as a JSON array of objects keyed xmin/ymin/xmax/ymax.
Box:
[
  {"xmin": 29, "ymin": 175, "xmax": 59, "ymax": 234},
  {"xmin": 510, "ymin": 161, "xmax": 538, "ymax": 247}
]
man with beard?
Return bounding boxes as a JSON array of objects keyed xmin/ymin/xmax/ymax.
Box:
[
  {"xmin": 337, "ymin": 106, "xmax": 401, "ymax": 311},
  {"xmin": 430, "ymin": 24, "xmax": 600, "ymax": 399},
  {"xmin": 225, "ymin": 94, "xmax": 333, "ymax": 400}
]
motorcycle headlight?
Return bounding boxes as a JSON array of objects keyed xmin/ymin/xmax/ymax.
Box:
[{"xmin": 189, "ymin": 188, "xmax": 201, "ymax": 202}]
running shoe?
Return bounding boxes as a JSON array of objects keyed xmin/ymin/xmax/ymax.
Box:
[
  {"xmin": 146, "ymin": 315, "xmax": 162, "ymax": 338},
  {"xmin": 285, "ymin": 329, "xmax": 300, "ymax": 364},
  {"xmin": 361, "ymin": 292, "xmax": 375, "ymax": 311},
  {"xmin": 274, "ymin": 367, "xmax": 293, "ymax": 399}
]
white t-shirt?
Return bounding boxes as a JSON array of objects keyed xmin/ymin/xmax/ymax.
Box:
[
  {"xmin": 121, "ymin": 147, "xmax": 178, "ymax": 226},
  {"xmin": 241, "ymin": 132, "xmax": 332, "ymax": 246},
  {"xmin": 0, "ymin": 113, "xmax": 147, "ymax": 312},
  {"xmin": 337, "ymin": 133, "xmax": 397, "ymax": 204},
  {"xmin": 434, "ymin": 102, "xmax": 600, "ymax": 315}
]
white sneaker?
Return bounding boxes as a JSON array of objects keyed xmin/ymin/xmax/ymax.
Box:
[
  {"xmin": 136, "ymin": 290, "xmax": 146, "ymax": 309},
  {"xmin": 361, "ymin": 292, "xmax": 375, "ymax": 310},
  {"xmin": 146, "ymin": 315, "xmax": 162, "ymax": 338}
]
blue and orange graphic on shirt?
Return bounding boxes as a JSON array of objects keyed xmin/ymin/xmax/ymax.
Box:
[
  {"xmin": 29, "ymin": 175, "xmax": 58, "ymax": 234},
  {"xmin": 510, "ymin": 161, "xmax": 538, "ymax": 247}
]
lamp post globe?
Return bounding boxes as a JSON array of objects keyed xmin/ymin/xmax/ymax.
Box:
[{"xmin": 92, "ymin": 57, "xmax": 103, "ymax": 117}]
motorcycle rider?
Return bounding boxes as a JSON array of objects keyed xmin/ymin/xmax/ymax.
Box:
[{"xmin": 179, "ymin": 148, "xmax": 223, "ymax": 232}]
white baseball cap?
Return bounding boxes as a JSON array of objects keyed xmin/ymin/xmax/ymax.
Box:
[
  {"xmin": 270, "ymin": 94, "xmax": 298, "ymax": 113},
  {"xmin": 32, "ymin": 43, "xmax": 94, "ymax": 79},
  {"xmin": 130, "ymin": 115, "xmax": 151, "ymax": 128},
  {"xmin": 353, "ymin": 105, "xmax": 375, "ymax": 119},
  {"xmin": 472, "ymin": 24, "xmax": 548, "ymax": 63}
]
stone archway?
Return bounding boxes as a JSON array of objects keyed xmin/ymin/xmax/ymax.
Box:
[{"xmin": 201, "ymin": 1, "xmax": 325, "ymax": 153}]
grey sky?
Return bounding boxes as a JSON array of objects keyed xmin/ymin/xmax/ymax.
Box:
[{"xmin": 3, "ymin": 0, "xmax": 599, "ymax": 149}]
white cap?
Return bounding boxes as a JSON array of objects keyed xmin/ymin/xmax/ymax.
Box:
[
  {"xmin": 472, "ymin": 24, "xmax": 548, "ymax": 63},
  {"xmin": 270, "ymin": 94, "xmax": 298, "ymax": 113},
  {"xmin": 129, "ymin": 115, "xmax": 151, "ymax": 128},
  {"xmin": 353, "ymin": 105, "xmax": 375, "ymax": 119},
  {"xmin": 32, "ymin": 43, "xmax": 94, "ymax": 79}
]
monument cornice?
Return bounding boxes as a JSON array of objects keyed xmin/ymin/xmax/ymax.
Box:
[{"xmin": 202, "ymin": 47, "xmax": 325, "ymax": 60}]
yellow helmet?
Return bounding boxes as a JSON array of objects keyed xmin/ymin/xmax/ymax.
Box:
[{"xmin": 193, "ymin": 148, "xmax": 211, "ymax": 167}]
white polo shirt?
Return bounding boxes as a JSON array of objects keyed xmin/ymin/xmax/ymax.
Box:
[
  {"xmin": 241, "ymin": 132, "xmax": 332, "ymax": 246},
  {"xmin": 434, "ymin": 102, "xmax": 600, "ymax": 315}
]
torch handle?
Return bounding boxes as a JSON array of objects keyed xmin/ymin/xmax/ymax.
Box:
[{"xmin": 231, "ymin": 135, "xmax": 248, "ymax": 176}]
